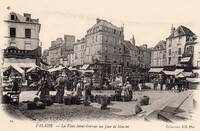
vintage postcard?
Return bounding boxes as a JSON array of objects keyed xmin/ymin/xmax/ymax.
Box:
[{"xmin": 0, "ymin": 0, "xmax": 200, "ymax": 131}]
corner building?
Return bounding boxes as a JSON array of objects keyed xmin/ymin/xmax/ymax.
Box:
[{"xmin": 85, "ymin": 18, "xmax": 124, "ymax": 74}]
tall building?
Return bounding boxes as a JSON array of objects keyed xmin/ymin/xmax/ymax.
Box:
[
  {"xmin": 123, "ymin": 40, "xmax": 139, "ymax": 67},
  {"xmin": 137, "ymin": 44, "xmax": 151, "ymax": 69},
  {"xmin": 48, "ymin": 38, "xmax": 64, "ymax": 66},
  {"xmin": 47, "ymin": 35, "xmax": 75, "ymax": 66},
  {"xmin": 85, "ymin": 18, "xmax": 125, "ymax": 74},
  {"xmin": 2, "ymin": 11, "xmax": 41, "ymax": 70},
  {"xmin": 151, "ymin": 40, "xmax": 166, "ymax": 67},
  {"xmin": 166, "ymin": 25, "xmax": 196, "ymax": 66},
  {"xmin": 74, "ymin": 38, "xmax": 86, "ymax": 65}
]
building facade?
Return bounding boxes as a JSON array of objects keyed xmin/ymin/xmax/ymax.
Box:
[
  {"xmin": 181, "ymin": 36, "xmax": 200, "ymax": 68},
  {"xmin": 85, "ymin": 18, "xmax": 125, "ymax": 74},
  {"xmin": 123, "ymin": 39, "xmax": 139, "ymax": 68},
  {"xmin": 74, "ymin": 38, "xmax": 86, "ymax": 65},
  {"xmin": 3, "ymin": 11, "xmax": 41, "ymax": 70},
  {"xmin": 137, "ymin": 44, "xmax": 151, "ymax": 69},
  {"xmin": 48, "ymin": 38, "xmax": 64, "ymax": 66},
  {"xmin": 166, "ymin": 25, "xmax": 196, "ymax": 66},
  {"xmin": 47, "ymin": 35, "xmax": 75, "ymax": 66},
  {"xmin": 151, "ymin": 40, "xmax": 166, "ymax": 67}
]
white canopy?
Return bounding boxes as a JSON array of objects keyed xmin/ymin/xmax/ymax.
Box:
[
  {"xmin": 186, "ymin": 78, "xmax": 200, "ymax": 83},
  {"xmin": 193, "ymin": 69, "xmax": 200, "ymax": 75},
  {"xmin": 27, "ymin": 65, "xmax": 45, "ymax": 73},
  {"xmin": 68, "ymin": 66, "xmax": 77, "ymax": 71},
  {"xmin": 79, "ymin": 69, "xmax": 94, "ymax": 73},
  {"xmin": 180, "ymin": 57, "xmax": 191, "ymax": 63},
  {"xmin": 80, "ymin": 64, "xmax": 90, "ymax": 70},
  {"xmin": 48, "ymin": 66, "xmax": 66, "ymax": 72},
  {"xmin": 3, "ymin": 63, "xmax": 36, "ymax": 68},
  {"xmin": 162, "ymin": 69, "xmax": 184, "ymax": 76},
  {"xmin": 4, "ymin": 64, "xmax": 24, "ymax": 74},
  {"xmin": 148, "ymin": 68, "xmax": 163, "ymax": 73}
]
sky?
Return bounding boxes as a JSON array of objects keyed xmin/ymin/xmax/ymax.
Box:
[{"xmin": 1, "ymin": 0, "xmax": 200, "ymax": 51}]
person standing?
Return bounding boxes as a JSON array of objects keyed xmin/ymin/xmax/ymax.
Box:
[
  {"xmin": 36, "ymin": 75, "xmax": 50, "ymax": 100},
  {"xmin": 55, "ymin": 75, "xmax": 67, "ymax": 103}
]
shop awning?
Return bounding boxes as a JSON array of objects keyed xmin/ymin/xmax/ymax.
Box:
[
  {"xmin": 180, "ymin": 57, "xmax": 191, "ymax": 63},
  {"xmin": 148, "ymin": 68, "xmax": 163, "ymax": 73},
  {"xmin": 162, "ymin": 69, "xmax": 184, "ymax": 76},
  {"xmin": 80, "ymin": 64, "xmax": 90, "ymax": 70}
]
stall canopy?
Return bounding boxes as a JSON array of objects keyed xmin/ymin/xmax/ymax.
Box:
[
  {"xmin": 3, "ymin": 63, "xmax": 36, "ymax": 68},
  {"xmin": 193, "ymin": 69, "xmax": 200, "ymax": 75},
  {"xmin": 68, "ymin": 66, "xmax": 77, "ymax": 71},
  {"xmin": 186, "ymin": 78, "xmax": 200, "ymax": 83},
  {"xmin": 27, "ymin": 65, "xmax": 45, "ymax": 73},
  {"xmin": 148, "ymin": 68, "xmax": 164, "ymax": 73},
  {"xmin": 4, "ymin": 64, "xmax": 24, "ymax": 74},
  {"xmin": 78, "ymin": 69, "xmax": 94, "ymax": 73},
  {"xmin": 48, "ymin": 66, "xmax": 71, "ymax": 73},
  {"xmin": 80, "ymin": 64, "xmax": 90, "ymax": 70},
  {"xmin": 180, "ymin": 57, "xmax": 191, "ymax": 63}
]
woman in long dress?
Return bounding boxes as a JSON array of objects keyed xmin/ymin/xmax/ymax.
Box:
[
  {"xmin": 36, "ymin": 76, "xmax": 49, "ymax": 100},
  {"xmin": 55, "ymin": 76, "xmax": 67, "ymax": 103}
]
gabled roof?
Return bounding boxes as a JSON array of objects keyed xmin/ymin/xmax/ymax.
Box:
[
  {"xmin": 167, "ymin": 25, "xmax": 195, "ymax": 39},
  {"xmin": 152, "ymin": 40, "xmax": 166, "ymax": 51},
  {"xmin": 123, "ymin": 40, "xmax": 138, "ymax": 51}
]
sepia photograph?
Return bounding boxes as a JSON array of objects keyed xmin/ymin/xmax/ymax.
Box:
[{"xmin": 0, "ymin": 0, "xmax": 200, "ymax": 130}]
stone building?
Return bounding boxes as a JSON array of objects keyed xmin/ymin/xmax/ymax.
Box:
[
  {"xmin": 2, "ymin": 11, "xmax": 41, "ymax": 70},
  {"xmin": 180, "ymin": 36, "xmax": 200, "ymax": 68},
  {"xmin": 166, "ymin": 25, "xmax": 196, "ymax": 66},
  {"xmin": 151, "ymin": 40, "xmax": 166, "ymax": 67},
  {"xmin": 137, "ymin": 44, "xmax": 151, "ymax": 69},
  {"xmin": 48, "ymin": 35, "xmax": 75, "ymax": 66},
  {"xmin": 74, "ymin": 38, "xmax": 86, "ymax": 66},
  {"xmin": 48, "ymin": 38, "xmax": 64, "ymax": 66},
  {"xmin": 123, "ymin": 37, "xmax": 139, "ymax": 68},
  {"xmin": 85, "ymin": 18, "xmax": 126, "ymax": 74}
]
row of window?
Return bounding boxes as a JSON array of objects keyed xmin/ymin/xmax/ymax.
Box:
[
  {"xmin": 10, "ymin": 28, "xmax": 31, "ymax": 38},
  {"xmin": 74, "ymin": 44, "xmax": 85, "ymax": 51},
  {"xmin": 168, "ymin": 56, "xmax": 182, "ymax": 64},
  {"xmin": 104, "ymin": 46, "xmax": 122, "ymax": 54},
  {"xmin": 168, "ymin": 48, "xmax": 181, "ymax": 55}
]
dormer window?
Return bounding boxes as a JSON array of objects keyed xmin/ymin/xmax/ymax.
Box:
[{"xmin": 10, "ymin": 14, "xmax": 15, "ymax": 20}]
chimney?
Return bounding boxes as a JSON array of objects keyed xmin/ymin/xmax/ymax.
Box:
[
  {"xmin": 24, "ymin": 13, "xmax": 31, "ymax": 21},
  {"xmin": 96, "ymin": 18, "xmax": 101, "ymax": 23},
  {"xmin": 143, "ymin": 44, "xmax": 147, "ymax": 48},
  {"xmin": 170, "ymin": 24, "xmax": 175, "ymax": 35},
  {"xmin": 131, "ymin": 35, "xmax": 135, "ymax": 46}
]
